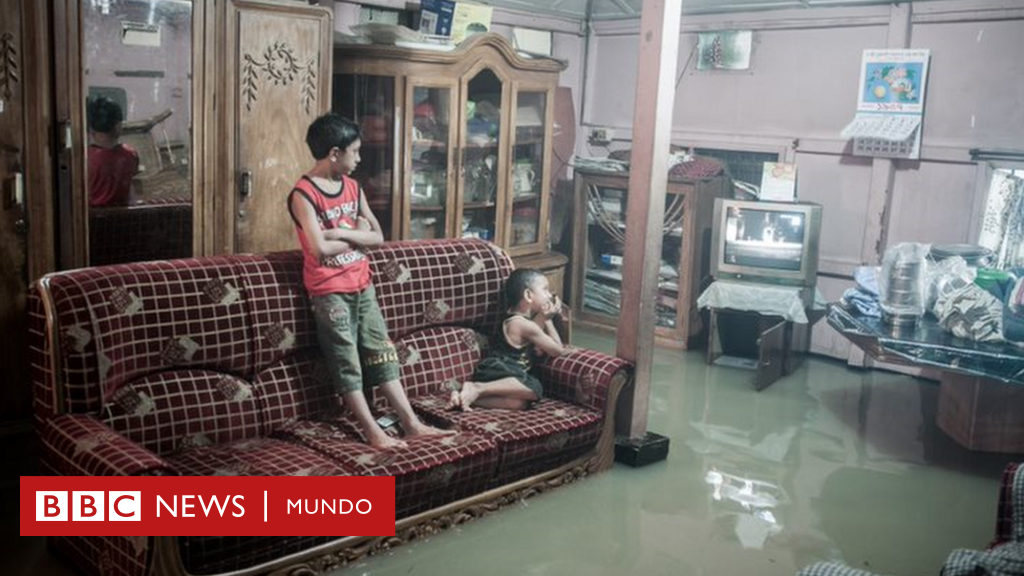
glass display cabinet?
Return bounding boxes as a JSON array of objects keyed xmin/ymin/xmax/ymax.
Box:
[
  {"xmin": 332, "ymin": 34, "xmax": 565, "ymax": 280},
  {"xmin": 571, "ymin": 168, "xmax": 732, "ymax": 349}
]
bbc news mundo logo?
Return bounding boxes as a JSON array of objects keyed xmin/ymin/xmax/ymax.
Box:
[
  {"xmin": 21, "ymin": 477, "xmax": 396, "ymax": 537},
  {"xmin": 37, "ymin": 491, "xmax": 142, "ymax": 521}
]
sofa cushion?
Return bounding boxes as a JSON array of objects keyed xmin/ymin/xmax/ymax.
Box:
[
  {"xmin": 251, "ymin": 350, "xmax": 339, "ymax": 432},
  {"xmin": 41, "ymin": 257, "xmax": 257, "ymax": 413},
  {"xmin": 392, "ymin": 326, "xmax": 484, "ymax": 401},
  {"xmin": 235, "ymin": 253, "xmax": 320, "ymax": 373},
  {"xmin": 171, "ymin": 434, "xmax": 351, "ymax": 576},
  {"xmin": 275, "ymin": 420, "xmax": 498, "ymax": 517},
  {"xmin": 166, "ymin": 437, "xmax": 348, "ymax": 477},
  {"xmin": 412, "ymin": 394, "xmax": 604, "ymax": 485},
  {"xmin": 368, "ymin": 239, "xmax": 511, "ymax": 341},
  {"xmin": 102, "ymin": 370, "xmax": 263, "ymax": 456}
]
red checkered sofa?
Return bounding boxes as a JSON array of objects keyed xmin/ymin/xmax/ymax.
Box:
[{"xmin": 28, "ymin": 238, "xmax": 632, "ymax": 576}]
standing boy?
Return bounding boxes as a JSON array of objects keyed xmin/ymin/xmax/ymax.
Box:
[{"xmin": 289, "ymin": 113, "xmax": 451, "ymax": 449}]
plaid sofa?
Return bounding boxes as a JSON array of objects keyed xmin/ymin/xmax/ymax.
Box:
[
  {"xmin": 28, "ymin": 238, "xmax": 633, "ymax": 576},
  {"xmin": 799, "ymin": 463, "xmax": 1024, "ymax": 576}
]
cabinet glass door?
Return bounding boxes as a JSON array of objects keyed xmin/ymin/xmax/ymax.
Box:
[
  {"xmin": 582, "ymin": 178, "xmax": 683, "ymax": 329},
  {"xmin": 460, "ymin": 69, "xmax": 503, "ymax": 242},
  {"xmin": 510, "ymin": 91, "xmax": 547, "ymax": 249},
  {"xmin": 82, "ymin": 0, "xmax": 196, "ymax": 266},
  {"xmin": 408, "ymin": 83, "xmax": 453, "ymax": 240},
  {"xmin": 333, "ymin": 74, "xmax": 396, "ymax": 239}
]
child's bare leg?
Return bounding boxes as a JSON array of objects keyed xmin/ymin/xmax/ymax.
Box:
[
  {"xmin": 470, "ymin": 397, "xmax": 530, "ymax": 410},
  {"xmin": 378, "ymin": 380, "xmax": 455, "ymax": 437},
  {"xmin": 341, "ymin": 390, "xmax": 407, "ymax": 450},
  {"xmin": 459, "ymin": 377, "xmax": 536, "ymax": 411}
]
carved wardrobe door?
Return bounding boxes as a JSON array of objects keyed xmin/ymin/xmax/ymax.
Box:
[
  {"xmin": 0, "ymin": 0, "xmax": 53, "ymax": 423},
  {"xmin": 220, "ymin": 0, "xmax": 332, "ymax": 255}
]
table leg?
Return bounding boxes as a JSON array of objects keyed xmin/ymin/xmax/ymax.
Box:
[{"xmin": 706, "ymin": 308, "xmax": 721, "ymax": 366}]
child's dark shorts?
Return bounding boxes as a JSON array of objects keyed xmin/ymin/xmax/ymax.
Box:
[
  {"xmin": 472, "ymin": 356, "xmax": 544, "ymax": 400},
  {"xmin": 311, "ymin": 284, "xmax": 400, "ymax": 395}
]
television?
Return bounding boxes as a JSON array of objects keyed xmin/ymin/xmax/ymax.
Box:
[{"xmin": 710, "ymin": 198, "xmax": 823, "ymax": 291}]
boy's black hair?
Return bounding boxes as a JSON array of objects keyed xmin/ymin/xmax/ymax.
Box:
[
  {"xmin": 306, "ymin": 113, "xmax": 361, "ymax": 160},
  {"xmin": 86, "ymin": 96, "xmax": 124, "ymax": 134},
  {"xmin": 504, "ymin": 268, "xmax": 545, "ymax": 311}
]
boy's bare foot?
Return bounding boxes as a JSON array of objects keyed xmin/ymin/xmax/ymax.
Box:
[
  {"xmin": 458, "ymin": 381, "xmax": 482, "ymax": 411},
  {"xmin": 368, "ymin": 433, "xmax": 407, "ymax": 450},
  {"xmin": 405, "ymin": 422, "xmax": 457, "ymax": 437}
]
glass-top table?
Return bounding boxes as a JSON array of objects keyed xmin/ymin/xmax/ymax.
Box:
[
  {"xmin": 827, "ymin": 303, "xmax": 1024, "ymax": 385},
  {"xmin": 828, "ymin": 303, "xmax": 1024, "ymax": 453}
]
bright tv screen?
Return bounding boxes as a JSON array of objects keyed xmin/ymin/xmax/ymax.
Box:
[{"xmin": 722, "ymin": 207, "xmax": 806, "ymax": 272}]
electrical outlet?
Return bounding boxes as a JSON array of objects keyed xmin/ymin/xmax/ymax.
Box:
[{"xmin": 588, "ymin": 126, "xmax": 613, "ymax": 145}]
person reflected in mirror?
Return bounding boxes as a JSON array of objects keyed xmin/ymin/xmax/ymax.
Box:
[
  {"xmin": 288, "ymin": 113, "xmax": 454, "ymax": 450},
  {"xmin": 87, "ymin": 96, "xmax": 139, "ymax": 207}
]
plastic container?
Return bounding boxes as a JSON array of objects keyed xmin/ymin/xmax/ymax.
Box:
[{"xmin": 975, "ymin": 267, "xmax": 1011, "ymax": 293}]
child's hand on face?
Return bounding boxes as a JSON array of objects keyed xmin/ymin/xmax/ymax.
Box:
[{"xmin": 543, "ymin": 295, "xmax": 562, "ymax": 319}]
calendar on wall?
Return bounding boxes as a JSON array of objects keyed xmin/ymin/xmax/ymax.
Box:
[{"xmin": 841, "ymin": 49, "xmax": 930, "ymax": 160}]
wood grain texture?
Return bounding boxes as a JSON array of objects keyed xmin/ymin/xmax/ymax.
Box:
[
  {"xmin": 231, "ymin": 2, "xmax": 332, "ymax": 255},
  {"xmin": 937, "ymin": 372, "xmax": 1024, "ymax": 453}
]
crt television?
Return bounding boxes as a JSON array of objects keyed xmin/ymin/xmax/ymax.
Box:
[{"xmin": 710, "ymin": 198, "xmax": 823, "ymax": 288}]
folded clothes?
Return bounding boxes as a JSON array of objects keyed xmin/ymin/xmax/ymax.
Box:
[
  {"xmin": 842, "ymin": 287, "xmax": 881, "ymax": 318},
  {"xmin": 934, "ymin": 279, "xmax": 1004, "ymax": 343},
  {"xmin": 853, "ymin": 266, "xmax": 879, "ymax": 296}
]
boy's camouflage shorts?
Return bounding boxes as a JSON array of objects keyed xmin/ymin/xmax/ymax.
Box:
[{"xmin": 311, "ymin": 284, "xmax": 400, "ymax": 394}]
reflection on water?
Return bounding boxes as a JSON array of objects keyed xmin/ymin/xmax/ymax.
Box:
[
  {"xmin": 338, "ymin": 330, "xmax": 1018, "ymax": 576},
  {"xmin": 84, "ymin": 0, "xmax": 193, "ymax": 266}
]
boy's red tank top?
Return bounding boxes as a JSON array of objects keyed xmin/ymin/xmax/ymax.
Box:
[{"xmin": 288, "ymin": 175, "xmax": 371, "ymax": 296}]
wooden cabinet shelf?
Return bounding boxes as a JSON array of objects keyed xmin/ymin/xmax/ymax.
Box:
[
  {"xmin": 571, "ymin": 168, "xmax": 731, "ymax": 349},
  {"xmin": 334, "ymin": 33, "xmax": 568, "ymax": 298}
]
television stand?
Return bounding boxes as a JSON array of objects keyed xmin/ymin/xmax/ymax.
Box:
[{"xmin": 699, "ymin": 280, "xmax": 825, "ymax": 391}]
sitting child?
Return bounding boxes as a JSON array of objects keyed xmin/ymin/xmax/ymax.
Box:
[{"xmin": 449, "ymin": 268, "xmax": 568, "ymax": 411}]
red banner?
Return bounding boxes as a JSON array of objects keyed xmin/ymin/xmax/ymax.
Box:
[{"xmin": 20, "ymin": 476, "xmax": 395, "ymax": 536}]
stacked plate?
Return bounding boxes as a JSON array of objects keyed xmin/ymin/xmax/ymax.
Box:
[{"xmin": 882, "ymin": 260, "xmax": 925, "ymax": 330}]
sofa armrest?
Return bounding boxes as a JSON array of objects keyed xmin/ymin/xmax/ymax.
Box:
[
  {"xmin": 992, "ymin": 462, "xmax": 1023, "ymax": 547},
  {"xmin": 797, "ymin": 562, "xmax": 890, "ymax": 576},
  {"xmin": 39, "ymin": 414, "xmax": 177, "ymax": 476},
  {"xmin": 535, "ymin": 349, "xmax": 633, "ymax": 412}
]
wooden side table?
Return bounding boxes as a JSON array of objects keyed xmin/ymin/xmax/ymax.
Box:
[
  {"xmin": 700, "ymin": 280, "xmax": 825, "ymax": 391},
  {"xmin": 705, "ymin": 307, "xmax": 825, "ymax": 391}
]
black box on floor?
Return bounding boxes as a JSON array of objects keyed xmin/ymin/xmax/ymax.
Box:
[{"xmin": 615, "ymin": 432, "xmax": 670, "ymax": 467}]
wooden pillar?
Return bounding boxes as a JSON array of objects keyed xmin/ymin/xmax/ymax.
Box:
[
  {"xmin": 849, "ymin": 2, "xmax": 912, "ymax": 368},
  {"xmin": 616, "ymin": 0, "xmax": 682, "ymax": 438}
]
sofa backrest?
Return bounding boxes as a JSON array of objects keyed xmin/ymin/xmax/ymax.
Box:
[
  {"xmin": 89, "ymin": 202, "xmax": 193, "ymax": 266},
  {"xmin": 29, "ymin": 239, "xmax": 512, "ymax": 421}
]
